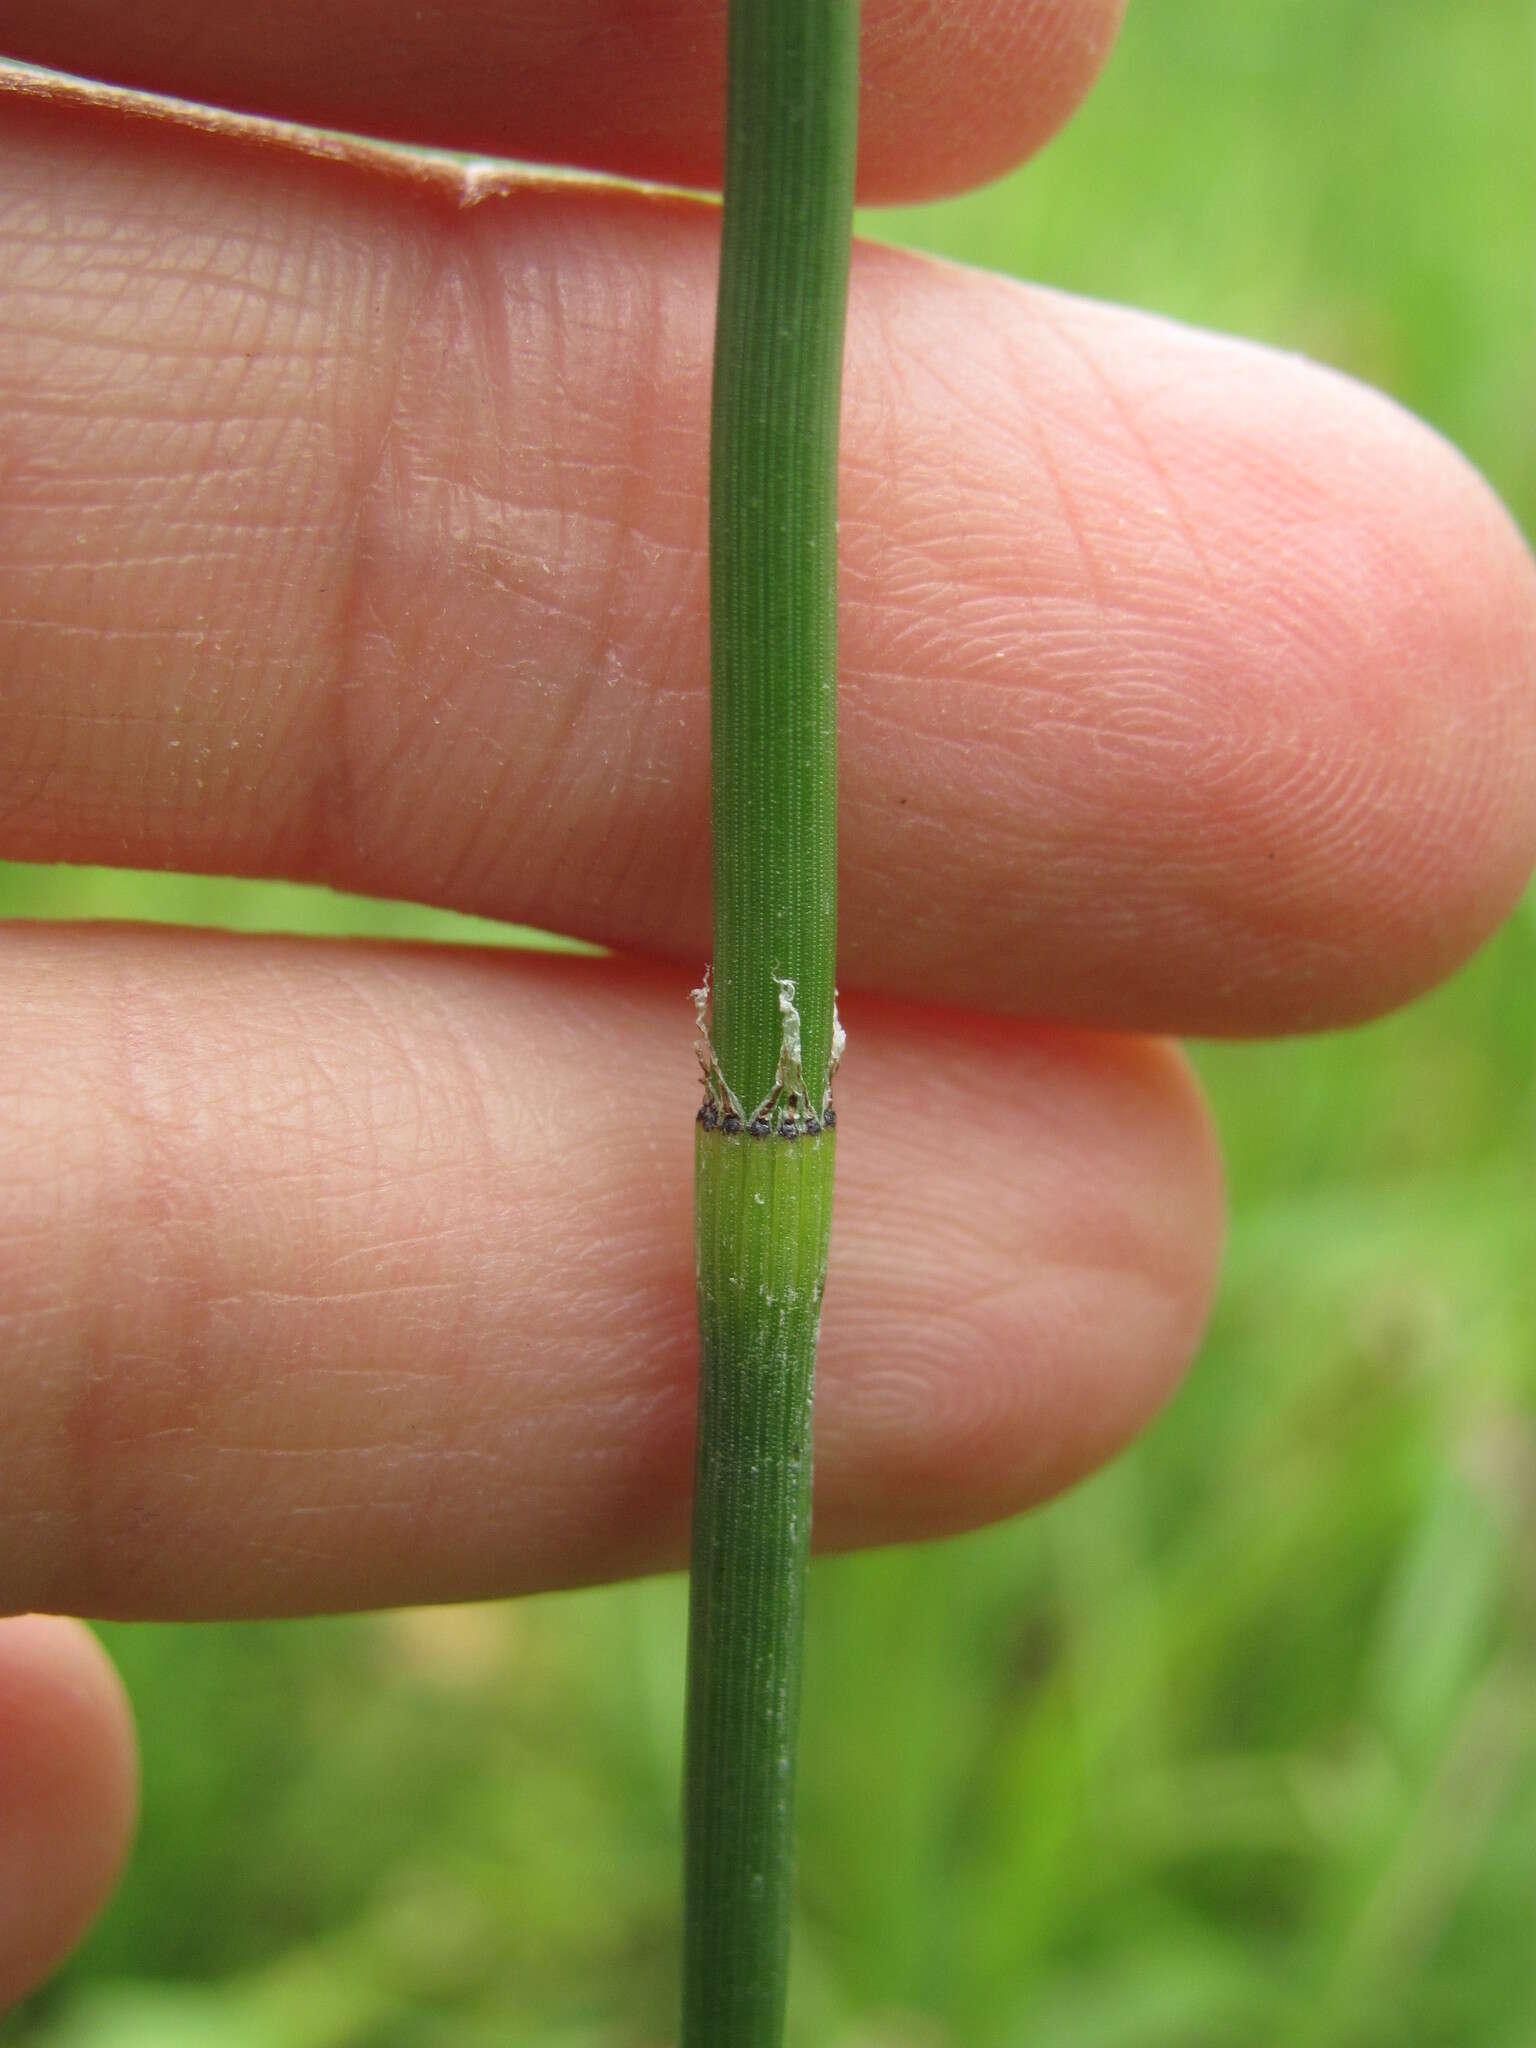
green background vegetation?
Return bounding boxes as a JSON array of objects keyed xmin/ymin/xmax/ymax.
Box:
[{"xmin": 5, "ymin": 1, "xmax": 1534, "ymax": 2041}]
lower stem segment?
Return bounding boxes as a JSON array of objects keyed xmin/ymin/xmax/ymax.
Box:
[{"xmin": 684, "ymin": 1119, "xmax": 836, "ymax": 2044}]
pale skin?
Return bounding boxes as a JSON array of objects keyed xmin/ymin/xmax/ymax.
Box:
[{"xmin": 2, "ymin": 0, "xmax": 1535, "ymax": 2008}]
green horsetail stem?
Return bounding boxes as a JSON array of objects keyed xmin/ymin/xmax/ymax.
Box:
[{"xmin": 683, "ymin": 2, "xmax": 859, "ymax": 2041}]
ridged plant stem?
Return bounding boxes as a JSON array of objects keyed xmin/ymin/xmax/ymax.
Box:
[
  {"xmin": 686, "ymin": 1125, "xmax": 836, "ymax": 2040},
  {"xmin": 684, "ymin": 2, "xmax": 859, "ymax": 2043},
  {"xmin": 707, "ymin": 0, "xmax": 858, "ymax": 1119}
]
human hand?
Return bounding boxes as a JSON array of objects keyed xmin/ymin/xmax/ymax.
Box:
[{"xmin": 2, "ymin": 0, "xmax": 1534, "ymax": 2008}]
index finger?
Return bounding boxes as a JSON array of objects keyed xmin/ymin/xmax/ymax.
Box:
[
  {"xmin": 2, "ymin": 85, "xmax": 1533, "ymax": 1038},
  {"xmin": 0, "ymin": 0, "xmax": 1126, "ymax": 205}
]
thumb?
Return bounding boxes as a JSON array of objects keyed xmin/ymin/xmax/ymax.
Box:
[{"xmin": 0, "ymin": 1615, "xmax": 138, "ymax": 2012}]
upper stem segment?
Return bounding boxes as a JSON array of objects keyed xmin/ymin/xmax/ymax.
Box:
[{"xmin": 708, "ymin": 0, "xmax": 860, "ymax": 1118}]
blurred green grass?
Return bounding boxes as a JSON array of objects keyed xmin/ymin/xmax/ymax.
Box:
[{"xmin": 5, "ymin": 0, "xmax": 1535, "ymax": 2042}]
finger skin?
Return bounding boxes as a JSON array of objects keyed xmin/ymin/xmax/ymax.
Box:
[
  {"xmin": 0, "ymin": 926, "xmax": 1223, "ymax": 1620},
  {"xmin": 0, "ymin": 1, "xmax": 1125, "ymax": 205},
  {"xmin": 0, "ymin": 1615, "xmax": 138, "ymax": 2010},
  {"xmin": 0, "ymin": 95, "xmax": 1532, "ymax": 1033}
]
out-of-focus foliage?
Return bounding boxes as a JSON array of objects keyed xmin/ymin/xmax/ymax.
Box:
[{"xmin": 5, "ymin": 1, "xmax": 1534, "ymax": 2042}]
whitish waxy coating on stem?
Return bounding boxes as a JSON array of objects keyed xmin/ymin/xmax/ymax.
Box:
[{"xmin": 692, "ymin": 973, "xmax": 844, "ymax": 1135}]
